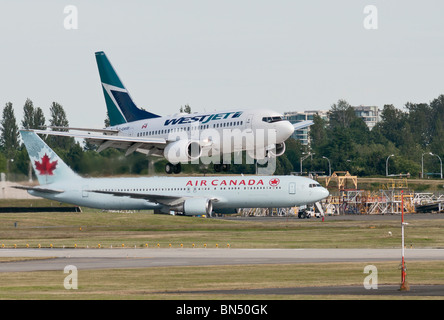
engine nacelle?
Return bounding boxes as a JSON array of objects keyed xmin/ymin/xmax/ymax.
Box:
[
  {"xmin": 267, "ymin": 142, "xmax": 286, "ymax": 157},
  {"xmin": 183, "ymin": 198, "xmax": 213, "ymax": 216},
  {"xmin": 164, "ymin": 139, "xmax": 202, "ymax": 164}
]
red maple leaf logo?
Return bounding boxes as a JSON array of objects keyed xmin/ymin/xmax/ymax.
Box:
[
  {"xmin": 269, "ymin": 178, "xmax": 280, "ymax": 187},
  {"xmin": 35, "ymin": 154, "xmax": 58, "ymax": 175}
]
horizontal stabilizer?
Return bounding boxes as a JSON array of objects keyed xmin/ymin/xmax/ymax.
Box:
[{"xmin": 12, "ymin": 185, "xmax": 64, "ymax": 194}]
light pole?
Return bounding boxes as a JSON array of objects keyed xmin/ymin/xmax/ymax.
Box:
[
  {"xmin": 422, "ymin": 152, "xmax": 443, "ymax": 179},
  {"xmin": 386, "ymin": 154, "xmax": 394, "ymax": 177},
  {"xmin": 322, "ymin": 156, "xmax": 331, "ymax": 176},
  {"xmin": 300, "ymin": 152, "xmax": 314, "ymax": 176},
  {"xmin": 431, "ymin": 153, "xmax": 443, "ymax": 179}
]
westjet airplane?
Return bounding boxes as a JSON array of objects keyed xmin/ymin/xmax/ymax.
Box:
[
  {"xmin": 32, "ymin": 51, "xmax": 312, "ymax": 174},
  {"xmin": 15, "ymin": 131, "xmax": 328, "ymax": 215}
]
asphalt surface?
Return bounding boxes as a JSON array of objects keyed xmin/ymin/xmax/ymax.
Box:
[
  {"xmin": 1, "ymin": 248, "xmax": 444, "ymax": 272},
  {"xmin": 2, "ymin": 248, "xmax": 443, "ymax": 297},
  {"xmin": 1, "ymin": 213, "xmax": 443, "ymax": 297},
  {"xmin": 163, "ymin": 285, "xmax": 444, "ymax": 297}
]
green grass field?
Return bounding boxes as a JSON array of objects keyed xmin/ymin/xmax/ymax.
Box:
[
  {"xmin": 1, "ymin": 206, "xmax": 444, "ymax": 249},
  {"xmin": 1, "ymin": 201, "xmax": 444, "ymax": 299},
  {"xmin": 1, "ymin": 262, "xmax": 444, "ymax": 300}
]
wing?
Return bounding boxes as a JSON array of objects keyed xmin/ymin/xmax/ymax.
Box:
[
  {"xmin": 31, "ymin": 129, "xmax": 166, "ymax": 156},
  {"xmin": 90, "ymin": 190, "xmax": 185, "ymax": 206},
  {"xmin": 292, "ymin": 120, "xmax": 313, "ymax": 131},
  {"xmin": 45, "ymin": 126, "xmax": 120, "ymax": 134},
  {"xmin": 89, "ymin": 190, "xmax": 220, "ymax": 207}
]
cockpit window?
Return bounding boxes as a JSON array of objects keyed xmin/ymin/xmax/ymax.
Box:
[
  {"xmin": 309, "ymin": 183, "xmax": 322, "ymax": 188},
  {"xmin": 262, "ymin": 116, "xmax": 284, "ymax": 123}
]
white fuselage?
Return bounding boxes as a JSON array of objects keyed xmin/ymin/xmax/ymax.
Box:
[
  {"xmin": 111, "ymin": 109, "xmax": 294, "ymax": 158},
  {"xmin": 28, "ymin": 175, "xmax": 329, "ymax": 213}
]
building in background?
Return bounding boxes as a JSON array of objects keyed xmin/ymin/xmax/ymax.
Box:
[
  {"xmin": 352, "ymin": 105, "xmax": 380, "ymax": 130},
  {"xmin": 284, "ymin": 110, "xmax": 328, "ymax": 145},
  {"xmin": 284, "ymin": 106, "xmax": 380, "ymax": 145}
]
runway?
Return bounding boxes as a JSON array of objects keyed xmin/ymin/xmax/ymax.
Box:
[
  {"xmin": 1, "ymin": 248, "xmax": 443, "ymax": 272},
  {"xmin": 163, "ymin": 284, "xmax": 444, "ymax": 297}
]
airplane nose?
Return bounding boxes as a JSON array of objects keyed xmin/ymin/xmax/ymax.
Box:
[
  {"xmin": 313, "ymin": 187, "xmax": 329, "ymax": 202},
  {"xmin": 322, "ymin": 188, "xmax": 330, "ymax": 198},
  {"xmin": 320, "ymin": 187, "xmax": 329, "ymax": 199},
  {"xmin": 277, "ymin": 121, "xmax": 294, "ymax": 141}
]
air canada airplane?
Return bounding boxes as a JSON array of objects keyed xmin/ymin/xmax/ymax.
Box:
[
  {"xmin": 32, "ymin": 51, "xmax": 313, "ymax": 174},
  {"xmin": 15, "ymin": 131, "xmax": 328, "ymax": 215}
]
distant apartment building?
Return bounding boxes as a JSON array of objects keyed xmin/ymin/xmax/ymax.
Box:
[
  {"xmin": 284, "ymin": 110, "xmax": 328, "ymax": 145},
  {"xmin": 284, "ymin": 106, "xmax": 379, "ymax": 145},
  {"xmin": 352, "ymin": 105, "xmax": 380, "ymax": 130}
]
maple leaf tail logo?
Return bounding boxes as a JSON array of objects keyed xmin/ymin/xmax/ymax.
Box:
[{"xmin": 35, "ymin": 154, "xmax": 58, "ymax": 176}]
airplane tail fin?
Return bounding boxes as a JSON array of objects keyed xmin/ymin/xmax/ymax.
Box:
[
  {"xmin": 95, "ymin": 51, "xmax": 160, "ymax": 126},
  {"xmin": 20, "ymin": 130, "xmax": 80, "ymax": 185}
]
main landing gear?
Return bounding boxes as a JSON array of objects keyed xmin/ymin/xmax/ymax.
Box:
[
  {"xmin": 213, "ymin": 164, "xmax": 231, "ymax": 172},
  {"xmin": 165, "ymin": 162, "xmax": 181, "ymax": 174}
]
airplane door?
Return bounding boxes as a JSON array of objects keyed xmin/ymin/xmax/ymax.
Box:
[
  {"xmin": 246, "ymin": 114, "xmax": 254, "ymax": 130},
  {"xmin": 288, "ymin": 182, "xmax": 296, "ymax": 194}
]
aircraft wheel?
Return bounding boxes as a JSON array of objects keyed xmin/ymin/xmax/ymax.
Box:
[
  {"xmin": 173, "ymin": 163, "xmax": 181, "ymax": 174},
  {"xmin": 214, "ymin": 164, "xmax": 221, "ymax": 172},
  {"xmin": 222, "ymin": 164, "xmax": 230, "ymax": 171},
  {"xmin": 165, "ymin": 163, "xmax": 174, "ymax": 174}
]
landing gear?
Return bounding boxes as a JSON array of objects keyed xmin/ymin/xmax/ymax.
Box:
[
  {"xmin": 213, "ymin": 164, "xmax": 231, "ymax": 172},
  {"xmin": 165, "ymin": 162, "xmax": 181, "ymax": 174}
]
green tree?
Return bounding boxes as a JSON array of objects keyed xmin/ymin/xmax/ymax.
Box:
[
  {"xmin": 180, "ymin": 105, "xmax": 192, "ymax": 114},
  {"xmin": 0, "ymin": 102, "xmax": 20, "ymax": 159},
  {"xmin": 328, "ymin": 99, "xmax": 356, "ymax": 130},
  {"xmin": 309, "ymin": 114, "xmax": 328, "ymax": 151},
  {"xmin": 283, "ymin": 137, "xmax": 305, "ymax": 173},
  {"xmin": 22, "ymin": 98, "xmax": 35, "ymax": 129},
  {"xmin": 377, "ymin": 104, "xmax": 407, "ymax": 148},
  {"xmin": 430, "ymin": 118, "xmax": 444, "ymax": 156},
  {"xmin": 405, "ymin": 102, "xmax": 432, "ymax": 147},
  {"xmin": 21, "ymin": 98, "xmax": 46, "ymax": 180},
  {"xmin": 65, "ymin": 142, "xmax": 84, "ymax": 172},
  {"xmin": 33, "ymin": 107, "xmax": 46, "ymax": 129},
  {"xmin": 429, "ymin": 95, "xmax": 444, "ymax": 160},
  {"xmin": 47, "ymin": 102, "xmax": 74, "ymax": 150}
]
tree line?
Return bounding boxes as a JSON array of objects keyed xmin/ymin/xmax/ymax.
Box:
[
  {"xmin": 0, "ymin": 96, "xmax": 443, "ymax": 180},
  {"xmin": 309, "ymin": 96, "xmax": 444, "ymax": 178}
]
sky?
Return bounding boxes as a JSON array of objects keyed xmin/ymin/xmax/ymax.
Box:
[{"xmin": 1, "ymin": 0, "xmax": 444, "ymax": 128}]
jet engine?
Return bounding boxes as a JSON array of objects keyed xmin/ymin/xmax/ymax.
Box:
[
  {"xmin": 163, "ymin": 139, "xmax": 202, "ymax": 164},
  {"xmin": 268, "ymin": 142, "xmax": 286, "ymax": 157},
  {"xmin": 182, "ymin": 198, "xmax": 213, "ymax": 216}
]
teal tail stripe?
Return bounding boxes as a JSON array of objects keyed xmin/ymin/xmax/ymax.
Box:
[{"xmin": 95, "ymin": 51, "xmax": 160, "ymax": 126}]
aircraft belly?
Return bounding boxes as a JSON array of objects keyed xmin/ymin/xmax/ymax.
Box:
[
  {"xmin": 32, "ymin": 190, "xmax": 160, "ymax": 210},
  {"xmin": 219, "ymin": 192, "xmax": 279, "ymax": 208}
]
